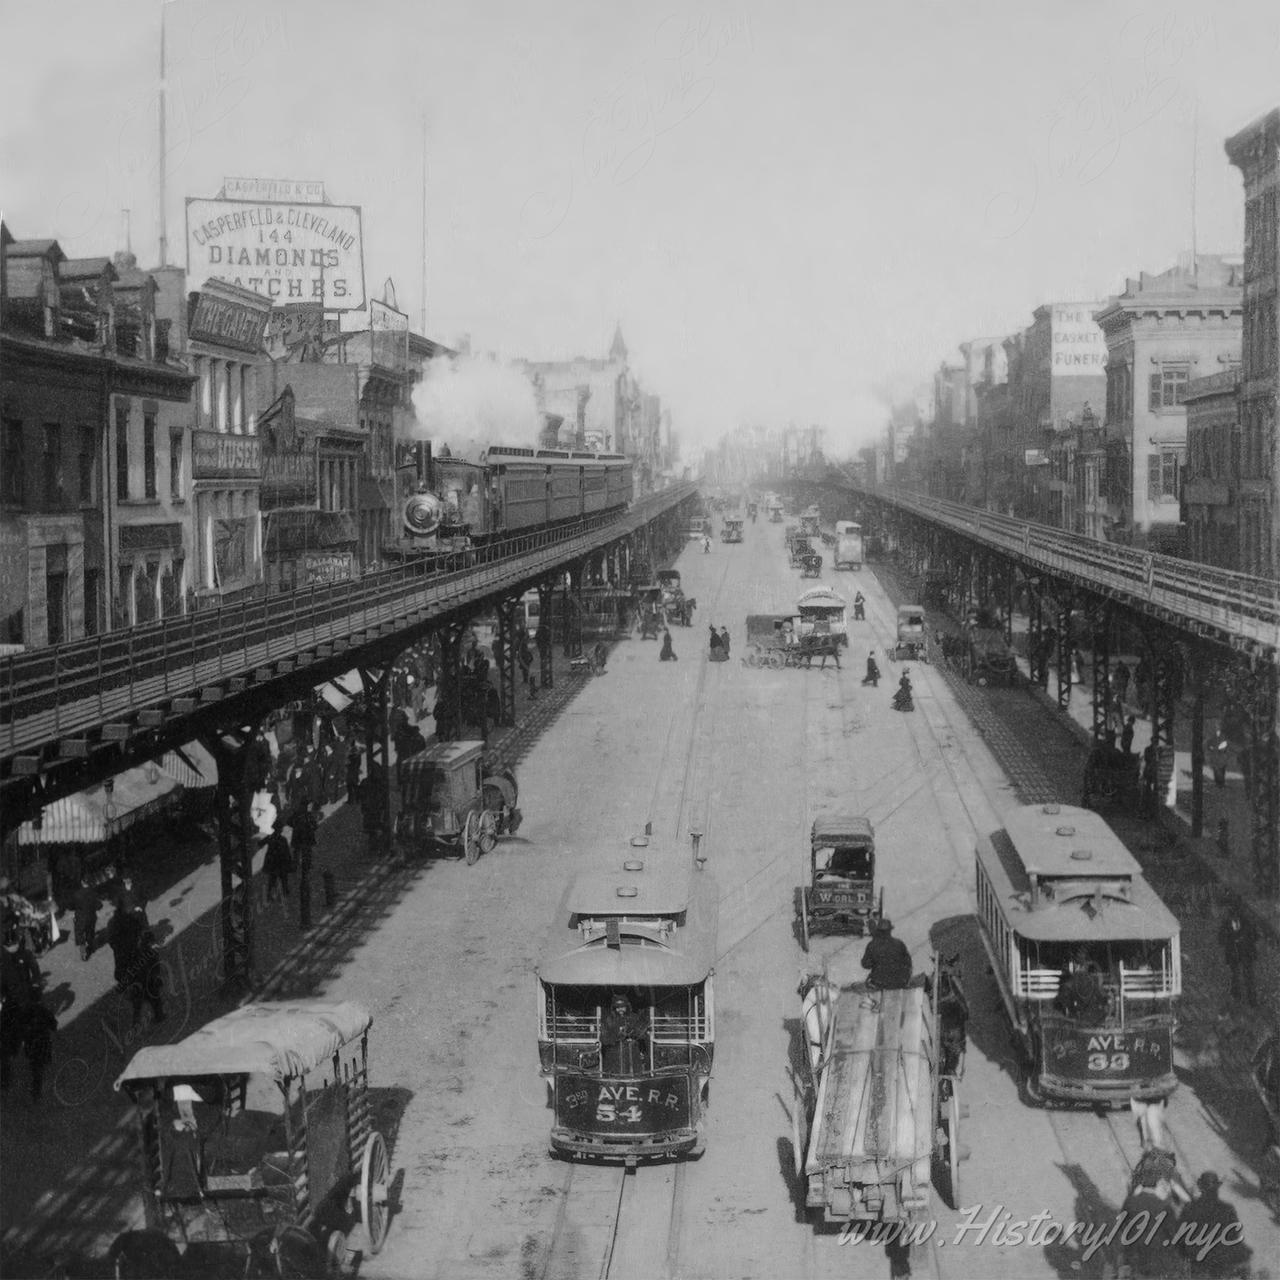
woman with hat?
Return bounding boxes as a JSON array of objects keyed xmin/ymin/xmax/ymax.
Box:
[{"xmin": 861, "ymin": 917, "xmax": 913, "ymax": 990}]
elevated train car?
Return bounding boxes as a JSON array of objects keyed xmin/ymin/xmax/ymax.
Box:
[
  {"xmin": 536, "ymin": 846, "xmax": 717, "ymax": 1163},
  {"xmin": 976, "ymin": 803, "xmax": 1180, "ymax": 1106},
  {"xmin": 397, "ymin": 443, "xmax": 633, "ymax": 556}
]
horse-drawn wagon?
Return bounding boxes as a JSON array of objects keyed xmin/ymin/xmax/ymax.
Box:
[
  {"xmin": 113, "ymin": 1000, "xmax": 390, "ymax": 1276},
  {"xmin": 964, "ymin": 625, "xmax": 1018, "ymax": 687},
  {"xmin": 743, "ymin": 616, "xmax": 842, "ymax": 669},
  {"xmin": 798, "ymin": 815, "xmax": 882, "ymax": 950},
  {"xmin": 795, "ymin": 587, "xmax": 848, "ymax": 647},
  {"xmin": 892, "ymin": 605, "xmax": 929, "ymax": 662},
  {"xmin": 793, "ymin": 958, "xmax": 964, "ymax": 1228},
  {"xmin": 721, "ymin": 517, "xmax": 744, "ymax": 543},
  {"xmin": 395, "ymin": 740, "xmax": 522, "ymax": 865}
]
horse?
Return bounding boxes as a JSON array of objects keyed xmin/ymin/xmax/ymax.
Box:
[
  {"xmin": 1129, "ymin": 1097, "xmax": 1191, "ymax": 1205},
  {"xmin": 935, "ymin": 952, "xmax": 969, "ymax": 1094}
]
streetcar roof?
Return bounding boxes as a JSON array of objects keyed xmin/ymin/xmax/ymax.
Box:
[
  {"xmin": 400, "ymin": 739, "xmax": 484, "ymax": 772},
  {"xmin": 115, "ymin": 1000, "xmax": 372, "ymax": 1089},
  {"xmin": 537, "ymin": 859, "xmax": 718, "ymax": 986},
  {"xmin": 977, "ymin": 804, "xmax": 1179, "ymax": 942},
  {"xmin": 795, "ymin": 587, "xmax": 846, "ymax": 611}
]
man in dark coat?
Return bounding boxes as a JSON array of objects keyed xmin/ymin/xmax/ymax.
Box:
[
  {"xmin": 861, "ymin": 918, "xmax": 913, "ymax": 990},
  {"xmin": 73, "ymin": 873, "xmax": 102, "ymax": 962},
  {"xmin": 1179, "ymin": 1171, "xmax": 1249, "ymax": 1278},
  {"xmin": 263, "ymin": 819, "xmax": 293, "ymax": 903},
  {"xmin": 600, "ymin": 994, "xmax": 649, "ymax": 1075},
  {"xmin": 106, "ymin": 904, "xmax": 164, "ymax": 1026},
  {"xmin": 1217, "ymin": 904, "xmax": 1258, "ymax": 1005},
  {"xmin": 719, "ymin": 627, "xmax": 731, "ymax": 659},
  {"xmin": 22, "ymin": 998, "xmax": 57, "ymax": 1103}
]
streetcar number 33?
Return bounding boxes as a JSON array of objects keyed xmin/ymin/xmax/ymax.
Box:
[
  {"xmin": 597, "ymin": 1103, "xmax": 645, "ymax": 1124},
  {"xmin": 1087, "ymin": 1052, "xmax": 1130, "ymax": 1071}
]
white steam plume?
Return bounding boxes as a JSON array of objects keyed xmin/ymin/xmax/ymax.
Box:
[{"xmin": 409, "ymin": 354, "xmax": 541, "ymax": 461}]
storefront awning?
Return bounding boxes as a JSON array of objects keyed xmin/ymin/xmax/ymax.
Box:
[
  {"xmin": 162, "ymin": 741, "xmax": 218, "ymax": 791},
  {"xmin": 18, "ymin": 763, "xmax": 183, "ymax": 846},
  {"xmin": 316, "ymin": 669, "xmax": 364, "ymax": 712}
]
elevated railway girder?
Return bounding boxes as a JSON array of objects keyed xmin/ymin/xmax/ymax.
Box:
[
  {"xmin": 1, "ymin": 488, "xmax": 695, "ymax": 990},
  {"xmin": 787, "ymin": 478, "xmax": 1280, "ymax": 898}
]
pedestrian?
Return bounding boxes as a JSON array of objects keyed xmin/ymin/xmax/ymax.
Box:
[
  {"xmin": 1217, "ymin": 902, "xmax": 1258, "ymax": 1005},
  {"xmin": 718, "ymin": 627, "xmax": 731, "ymax": 660},
  {"xmin": 115, "ymin": 871, "xmax": 146, "ymax": 923},
  {"xmin": 862, "ymin": 651, "xmax": 880, "ymax": 687},
  {"xmin": 1113, "ymin": 660, "xmax": 1131, "ymax": 706},
  {"xmin": 708, "ymin": 625, "xmax": 721, "ymax": 659},
  {"xmin": 1120, "ymin": 715, "xmax": 1136, "ymax": 756},
  {"xmin": 107, "ymin": 904, "xmax": 164, "ymax": 1026},
  {"xmin": 22, "ymin": 998, "xmax": 56, "ymax": 1103},
  {"xmin": 659, "ymin": 630, "xmax": 678, "ymax": 662},
  {"xmin": 263, "ymin": 818, "xmax": 293, "ymax": 903},
  {"xmin": 72, "ymin": 872, "xmax": 102, "ymax": 962},
  {"xmin": 1207, "ymin": 729, "xmax": 1229, "ymax": 788},
  {"xmin": 345, "ymin": 743, "xmax": 362, "ymax": 805},
  {"xmin": 1179, "ymin": 1171, "xmax": 1250, "ymax": 1279}
]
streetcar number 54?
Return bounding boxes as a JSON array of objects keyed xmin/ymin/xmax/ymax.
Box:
[
  {"xmin": 597, "ymin": 1103, "xmax": 644, "ymax": 1123},
  {"xmin": 1087, "ymin": 1052, "xmax": 1130, "ymax": 1071}
]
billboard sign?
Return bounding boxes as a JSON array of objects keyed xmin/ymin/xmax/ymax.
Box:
[
  {"xmin": 1050, "ymin": 303, "xmax": 1106, "ymax": 377},
  {"xmin": 370, "ymin": 299, "xmax": 409, "ymax": 371},
  {"xmin": 223, "ymin": 177, "xmax": 326, "ymax": 204},
  {"xmin": 186, "ymin": 197, "xmax": 365, "ymax": 309},
  {"xmin": 188, "ymin": 284, "xmax": 272, "ymax": 353},
  {"xmin": 192, "ymin": 430, "xmax": 263, "ymax": 480}
]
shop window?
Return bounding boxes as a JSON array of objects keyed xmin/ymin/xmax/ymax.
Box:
[
  {"xmin": 170, "ymin": 432, "xmax": 184, "ymax": 500},
  {"xmin": 43, "ymin": 424, "xmax": 63, "ymax": 507},
  {"xmin": 79, "ymin": 426, "xmax": 95, "ymax": 503},
  {"xmin": 116, "ymin": 404, "xmax": 130, "ymax": 500},
  {"xmin": 84, "ymin": 568, "xmax": 100, "ymax": 638},
  {"xmin": 143, "ymin": 413, "xmax": 157, "ymax": 499},
  {"xmin": 3, "ymin": 419, "xmax": 25, "ymax": 504},
  {"xmin": 116, "ymin": 565, "xmax": 133, "ymax": 628},
  {"xmin": 46, "ymin": 571, "xmax": 67, "ymax": 645}
]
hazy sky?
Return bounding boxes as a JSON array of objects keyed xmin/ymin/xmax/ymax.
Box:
[{"xmin": 2, "ymin": 0, "xmax": 1277, "ymax": 456}]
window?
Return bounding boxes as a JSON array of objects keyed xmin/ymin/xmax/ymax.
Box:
[
  {"xmin": 143, "ymin": 413, "xmax": 157, "ymax": 499},
  {"xmin": 116, "ymin": 404, "xmax": 130, "ymax": 501},
  {"xmin": 170, "ymin": 432, "xmax": 184, "ymax": 500},
  {"xmin": 116, "ymin": 564, "xmax": 133, "ymax": 628},
  {"xmin": 1147, "ymin": 450, "xmax": 1183, "ymax": 503},
  {"xmin": 43, "ymin": 425, "xmax": 63, "ymax": 507},
  {"xmin": 84, "ymin": 568, "xmax": 100, "ymax": 637},
  {"xmin": 2, "ymin": 419, "xmax": 23, "ymax": 504},
  {"xmin": 79, "ymin": 427, "xmax": 95, "ymax": 503},
  {"xmin": 1148, "ymin": 364, "xmax": 1189, "ymax": 411},
  {"xmin": 45, "ymin": 570, "xmax": 67, "ymax": 645}
]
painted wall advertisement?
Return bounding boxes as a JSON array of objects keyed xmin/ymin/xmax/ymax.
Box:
[
  {"xmin": 213, "ymin": 518, "xmax": 249, "ymax": 587},
  {"xmin": 186, "ymin": 196, "xmax": 365, "ymax": 309},
  {"xmin": 302, "ymin": 552, "xmax": 354, "ymax": 585},
  {"xmin": 1051, "ymin": 304, "xmax": 1106, "ymax": 376}
]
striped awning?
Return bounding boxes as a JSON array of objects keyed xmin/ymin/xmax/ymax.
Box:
[{"xmin": 18, "ymin": 763, "xmax": 182, "ymax": 846}]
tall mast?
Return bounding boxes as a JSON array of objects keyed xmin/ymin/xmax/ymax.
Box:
[
  {"xmin": 420, "ymin": 113, "xmax": 428, "ymax": 334},
  {"xmin": 1190, "ymin": 99, "xmax": 1198, "ymax": 284},
  {"xmin": 157, "ymin": 1, "xmax": 168, "ymax": 266}
]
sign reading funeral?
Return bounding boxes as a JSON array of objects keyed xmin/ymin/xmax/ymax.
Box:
[{"xmin": 186, "ymin": 196, "xmax": 366, "ymax": 310}]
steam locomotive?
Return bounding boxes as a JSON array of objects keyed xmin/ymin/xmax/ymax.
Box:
[{"xmin": 395, "ymin": 442, "xmax": 634, "ymax": 556}]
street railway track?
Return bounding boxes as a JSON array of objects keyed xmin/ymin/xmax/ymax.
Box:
[{"xmin": 537, "ymin": 547, "xmax": 734, "ymax": 1280}]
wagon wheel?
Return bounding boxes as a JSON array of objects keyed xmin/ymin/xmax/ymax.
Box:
[
  {"xmin": 799, "ymin": 886, "xmax": 811, "ymax": 953},
  {"xmin": 326, "ymin": 1230, "xmax": 349, "ymax": 1277},
  {"xmin": 462, "ymin": 810, "xmax": 481, "ymax": 865},
  {"xmin": 359, "ymin": 1130, "xmax": 391, "ymax": 1254},
  {"xmin": 478, "ymin": 808, "xmax": 499, "ymax": 855},
  {"xmin": 945, "ymin": 1087, "xmax": 962, "ymax": 1208}
]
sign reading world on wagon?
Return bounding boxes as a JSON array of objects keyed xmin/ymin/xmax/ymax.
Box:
[
  {"xmin": 1051, "ymin": 303, "xmax": 1106, "ymax": 376},
  {"xmin": 186, "ymin": 197, "xmax": 366, "ymax": 310}
]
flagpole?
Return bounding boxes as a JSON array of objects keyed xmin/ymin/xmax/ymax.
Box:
[
  {"xmin": 420, "ymin": 113, "xmax": 428, "ymax": 334},
  {"xmin": 158, "ymin": 1, "xmax": 168, "ymax": 266},
  {"xmin": 1190, "ymin": 99, "xmax": 1198, "ymax": 284}
]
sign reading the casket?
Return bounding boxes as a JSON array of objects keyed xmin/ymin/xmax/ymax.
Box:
[
  {"xmin": 186, "ymin": 196, "xmax": 365, "ymax": 310},
  {"xmin": 188, "ymin": 281, "xmax": 272, "ymax": 353},
  {"xmin": 555, "ymin": 1073, "xmax": 690, "ymax": 1132}
]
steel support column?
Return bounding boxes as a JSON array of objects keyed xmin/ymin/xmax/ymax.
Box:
[
  {"xmin": 564, "ymin": 564, "xmax": 584, "ymax": 658},
  {"xmin": 537, "ymin": 579, "xmax": 556, "ymax": 690},
  {"xmin": 1055, "ymin": 606, "xmax": 1073, "ymax": 712},
  {"xmin": 1243, "ymin": 664, "xmax": 1280, "ymax": 895},
  {"xmin": 435, "ymin": 627, "xmax": 464, "ymax": 741},
  {"xmin": 207, "ymin": 727, "xmax": 269, "ymax": 993},
  {"xmin": 358, "ymin": 665, "xmax": 392, "ymax": 845},
  {"xmin": 1143, "ymin": 640, "xmax": 1179, "ymax": 818},
  {"xmin": 496, "ymin": 597, "xmax": 518, "ymax": 726},
  {"xmin": 1088, "ymin": 609, "xmax": 1113, "ymax": 745}
]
